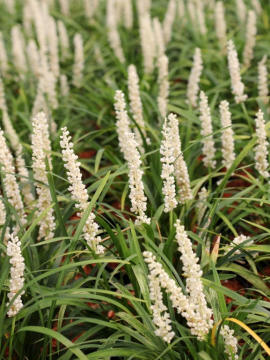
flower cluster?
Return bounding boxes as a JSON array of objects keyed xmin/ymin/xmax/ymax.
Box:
[
  {"xmin": 163, "ymin": 0, "xmax": 176, "ymax": 45},
  {"xmin": 187, "ymin": 48, "xmax": 203, "ymax": 107},
  {"xmin": 227, "ymin": 40, "xmax": 247, "ymax": 103},
  {"xmin": 114, "ymin": 90, "xmax": 150, "ymax": 225},
  {"xmin": 258, "ymin": 56, "xmax": 268, "ymax": 104},
  {"xmin": 6, "ymin": 233, "xmax": 25, "ymax": 317},
  {"xmin": 160, "ymin": 118, "xmax": 177, "ymax": 212},
  {"xmin": 254, "ymin": 109, "xmax": 269, "ymax": 178},
  {"xmin": 243, "ymin": 10, "xmax": 257, "ymax": 68},
  {"xmin": 170, "ymin": 114, "xmax": 193, "ymax": 203},
  {"xmin": 215, "ymin": 1, "xmax": 227, "ymax": 51},
  {"xmin": 175, "ymin": 219, "xmax": 213, "ymax": 339},
  {"xmin": 31, "ymin": 111, "xmax": 55, "ymax": 240},
  {"xmin": 0, "ymin": 129, "xmax": 26, "ymax": 226},
  {"xmin": 236, "ymin": 0, "xmax": 246, "ymax": 23},
  {"xmin": 157, "ymin": 55, "xmax": 169, "ymax": 118},
  {"xmin": 153, "ymin": 18, "xmax": 165, "ymax": 57},
  {"xmin": 72, "ymin": 33, "xmax": 84, "ymax": 88},
  {"xmin": 58, "ymin": 20, "xmax": 69, "ymax": 61},
  {"xmin": 144, "ymin": 251, "xmax": 175, "ymax": 343},
  {"xmin": 226, "ymin": 234, "xmax": 253, "ymax": 255},
  {"xmin": 199, "ymin": 91, "xmax": 216, "ymax": 169},
  {"xmin": 60, "ymin": 127, "xmax": 104, "ymax": 254},
  {"xmin": 220, "ymin": 325, "xmax": 239, "ymax": 360},
  {"xmin": 106, "ymin": 0, "xmax": 125, "ymax": 63},
  {"xmin": 139, "ymin": 13, "xmax": 155, "ymax": 74},
  {"xmin": 128, "ymin": 64, "xmax": 147, "ymax": 151},
  {"xmin": 144, "ymin": 220, "xmax": 213, "ymax": 342},
  {"xmin": 219, "ymin": 100, "xmax": 235, "ymax": 169}
]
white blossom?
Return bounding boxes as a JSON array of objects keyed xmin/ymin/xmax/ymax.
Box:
[
  {"xmin": 84, "ymin": 0, "xmax": 99, "ymax": 21},
  {"xmin": 123, "ymin": 0, "xmax": 133, "ymax": 29},
  {"xmin": 0, "ymin": 129, "xmax": 26, "ymax": 226},
  {"xmin": 227, "ymin": 40, "xmax": 247, "ymax": 104},
  {"xmin": 59, "ymin": 0, "xmax": 69, "ymax": 15},
  {"xmin": 57, "ymin": 20, "xmax": 69, "ymax": 61},
  {"xmin": 197, "ymin": 187, "xmax": 208, "ymax": 225},
  {"xmin": 163, "ymin": 0, "xmax": 176, "ymax": 45},
  {"xmin": 153, "ymin": 18, "xmax": 165, "ymax": 58},
  {"xmin": 60, "ymin": 127, "xmax": 104, "ymax": 254},
  {"xmin": 0, "ymin": 197, "xmax": 6, "ymax": 226},
  {"xmin": 235, "ymin": 0, "xmax": 246, "ymax": 23},
  {"xmin": 114, "ymin": 90, "xmax": 150, "ymax": 225},
  {"xmin": 158, "ymin": 55, "xmax": 169, "ymax": 118},
  {"xmin": 199, "ymin": 91, "xmax": 216, "ymax": 169},
  {"xmin": 144, "ymin": 252, "xmax": 175, "ymax": 343},
  {"xmin": 11, "ymin": 25, "xmax": 27, "ymax": 77},
  {"xmin": 72, "ymin": 33, "xmax": 84, "ymax": 88},
  {"xmin": 60, "ymin": 74, "xmax": 69, "ymax": 97},
  {"xmin": 215, "ymin": 2, "xmax": 227, "ymax": 51},
  {"xmin": 15, "ymin": 144, "xmax": 35, "ymax": 208},
  {"xmin": 0, "ymin": 32, "xmax": 8, "ymax": 76},
  {"xmin": 251, "ymin": 0, "xmax": 262, "ymax": 15},
  {"xmin": 226, "ymin": 234, "xmax": 253, "ymax": 255},
  {"xmin": 258, "ymin": 56, "xmax": 268, "ymax": 104},
  {"xmin": 243, "ymin": 10, "xmax": 257, "ymax": 68},
  {"xmin": 27, "ymin": 40, "xmax": 40, "ymax": 78},
  {"xmin": 48, "ymin": 16, "xmax": 60, "ymax": 78},
  {"xmin": 6, "ymin": 233, "xmax": 25, "ymax": 317},
  {"xmin": 170, "ymin": 114, "xmax": 193, "ymax": 202},
  {"xmin": 219, "ymin": 100, "xmax": 235, "ymax": 169},
  {"xmin": 128, "ymin": 64, "xmax": 148, "ymax": 151},
  {"xmin": 31, "ymin": 112, "xmax": 55, "ymax": 240},
  {"xmin": 160, "ymin": 117, "xmax": 177, "ymax": 212},
  {"xmin": 94, "ymin": 45, "xmax": 105, "ymax": 66},
  {"xmin": 254, "ymin": 109, "xmax": 269, "ymax": 178},
  {"xmin": 187, "ymin": 48, "xmax": 203, "ymax": 107},
  {"xmin": 106, "ymin": 0, "xmax": 125, "ymax": 63},
  {"xmin": 139, "ymin": 13, "xmax": 155, "ymax": 74},
  {"xmin": 194, "ymin": 0, "xmax": 207, "ymax": 35},
  {"xmin": 175, "ymin": 219, "xmax": 213, "ymax": 339},
  {"xmin": 144, "ymin": 243, "xmax": 213, "ymax": 342},
  {"xmin": 220, "ymin": 325, "xmax": 239, "ymax": 360},
  {"xmin": 177, "ymin": 0, "xmax": 185, "ymax": 19}
]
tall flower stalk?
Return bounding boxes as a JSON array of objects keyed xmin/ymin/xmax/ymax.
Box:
[
  {"xmin": 31, "ymin": 111, "xmax": 55, "ymax": 240},
  {"xmin": 60, "ymin": 127, "xmax": 104, "ymax": 254},
  {"xmin": 114, "ymin": 90, "xmax": 150, "ymax": 225}
]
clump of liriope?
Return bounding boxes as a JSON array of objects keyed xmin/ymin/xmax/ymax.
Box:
[
  {"xmin": 227, "ymin": 40, "xmax": 247, "ymax": 103},
  {"xmin": 60, "ymin": 127, "xmax": 104, "ymax": 254},
  {"xmin": 6, "ymin": 232, "xmax": 25, "ymax": 317},
  {"xmin": 254, "ymin": 109, "xmax": 269, "ymax": 178},
  {"xmin": 187, "ymin": 48, "xmax": 203, "ymax": 107},
  {"xmin": 114, "ymin": 90, "xmax": 150, "ymax": 225},
  {"xmin": 219, "ymin": 100, "xmax": 235, "ymax": 169},
  {"xmin": 160, "ymin": 113, "xmax": 192, "ymax": 212},
  {"xmin": 31, "ymin": 111, "xmax": 56, "ymax": 241},
  {"xmin": 199, "ymin": 91, "xmax": 216, "ymax": 169}
]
